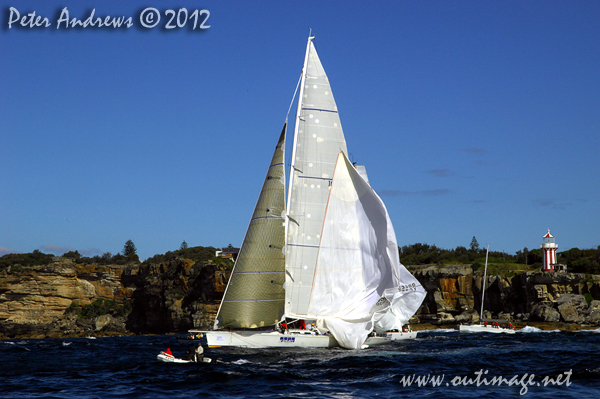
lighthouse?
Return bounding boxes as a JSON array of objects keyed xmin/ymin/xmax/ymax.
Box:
[{"xmin": 541, "ymin": 229, "xmax": 558, "ymax": 272}]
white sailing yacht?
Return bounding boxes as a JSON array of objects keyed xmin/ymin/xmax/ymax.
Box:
[
  {"xmin": 190, "ymin": 36, "xmax": 426, "ymax": 349},
  {"xmin": 459, "ymin": 246, "xmax": 516, "ymax": 334}
]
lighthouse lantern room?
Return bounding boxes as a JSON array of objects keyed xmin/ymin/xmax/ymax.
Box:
[{"xmin": 541, "ymin": 229, "xmax": 558, "ymax": 272}]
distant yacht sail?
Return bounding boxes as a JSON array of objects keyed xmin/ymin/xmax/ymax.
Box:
[{"xmin": 459, "ymin": 245, "xmax": 516, "ymax": 334}]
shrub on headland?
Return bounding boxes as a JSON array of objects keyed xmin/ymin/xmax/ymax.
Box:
[
  {"xmin": 399, "ymin": 242, "xmax": 600, "ymax": 274},
  {"xmin": 0, "ymin": 250, "xmax": 54, "ymax": 270},
  {"xmin": 142, "ymin": 245, "xmax": 221, "ymax": 266},
  {"xmin": 67, "ymin": 298, "xmax": 132, "ymax": 319}
]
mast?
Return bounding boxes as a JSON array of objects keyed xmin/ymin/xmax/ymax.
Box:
[
  {"xmin": 479, "ymin": 245, "xmax": 489, "ymax": 324},
  {"xmin": 285, "ymin": 36, "xmax": 313, "ymax": 241}
]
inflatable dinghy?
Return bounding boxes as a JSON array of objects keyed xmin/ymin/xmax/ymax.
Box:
[{"xmin": 157, "ymin": 351, "xmax": 212, "ymax": 363}]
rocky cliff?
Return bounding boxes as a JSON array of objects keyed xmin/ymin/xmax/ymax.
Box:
[
  {"xmin": 0, "ymin": 257, "xmax": 230, "ymax": 339},
  {"xmin": 408, "ymin": 264, "xmax": 600, "ymax": 327},
  {"xmin": 3, "ymin": 260, "xmax": 600, "ymax": 339},
  {"xmin": 0, "ymin": 258, "xmax": 132, "ymax": 338}
]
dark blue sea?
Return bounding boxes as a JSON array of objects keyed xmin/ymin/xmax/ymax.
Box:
[{"xmin": 2, "ymin": 327, "xmax": 599, "ymax": 398}]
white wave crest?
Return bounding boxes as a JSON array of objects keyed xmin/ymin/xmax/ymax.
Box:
[
  {"xmin": 429, "ymin": 328, "xmax": 457, "ymax": 333},
  {"xmin": 518, "ymin": 326, "xmax": 560, "ymax": 333}
]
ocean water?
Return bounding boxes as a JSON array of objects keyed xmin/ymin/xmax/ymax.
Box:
[{"xmin": 1, "ymin": 328, "xmax": 599, "ymax": 398}]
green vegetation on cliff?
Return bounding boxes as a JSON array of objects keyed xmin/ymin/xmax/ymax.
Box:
[
  {"xmin": 143, "ymin": 245, "xmax": 232, "ymax": 268},
  {"xmin": 67, "ymin": 298, "xmax": 132, "ymax": 319},
  {"xmin": 0, "ymin": 250, "xmax": 54, "ymax": 270},
  {"xmin": 0, "ymin": 243, "xmax": 232, "ymax": 270},
  {"xmin": 399, "ymin": 241, "xmax": 600, "ymax": 274},
  {"xmin": 2, "ymin": 242, "xmax": 597, "ymax": 274}
]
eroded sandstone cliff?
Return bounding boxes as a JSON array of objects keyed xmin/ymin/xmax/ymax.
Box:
[
  {"xmin": 408, "ymin": 264, "xmax": 600, "ymax": 327},
  {"xmin": 0, "ymin": 257, "xmax": 230, "ymax": 338},
  {"xmin": 2, "ymin": 260, "xmax": 600, "ymax": 339}
]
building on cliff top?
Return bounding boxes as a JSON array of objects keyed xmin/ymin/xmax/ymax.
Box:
[{"xmin": 216, "ymin": 245, "xmax": 239, "ymax": 262}]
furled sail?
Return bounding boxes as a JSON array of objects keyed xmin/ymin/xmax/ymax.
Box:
[
  {"xmin": 214, "ymin": 124, "xmax": 287, "ymax": 329},
  {"xmin": 285, "ymin": 37, "xmax": 348, "ymax": 318},
  {"xmin": 307, "ymin": 152, "xmax": 426, "ymax": 349}
]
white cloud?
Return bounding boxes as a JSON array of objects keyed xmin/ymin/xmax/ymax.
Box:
[
  {"xmin": 0, "ymin": 246, "xmax": 16, "ymax": 256},
  {"xmin": 40, "ymin": 244, "xmax": 76, "ymax": 255}
]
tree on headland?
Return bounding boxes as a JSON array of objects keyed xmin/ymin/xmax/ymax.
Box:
[
  {"xmin": 121, "ymin": 240, "xmax": 139, "ymax": 263},
  {"xmin": 122, "ymin": 240, "xmax": 137, "ymax": 256},
  {"xmin": 180, "ymin": 240, "xmax": 189, "ymax": 251},
  {"xmin": 516, "ymin": 247, "xmax": 529, "ymax": 265},
  {"xmin": 101, "ymin": 252, "xmax": 113, "ymax": 263},
  {"xmin": 470, "ymin": 236, "xmax": 480, "ymax": 252},
  {"xmin": 62, "ymin": 250, "xmax": 81, "ymax": 260}
]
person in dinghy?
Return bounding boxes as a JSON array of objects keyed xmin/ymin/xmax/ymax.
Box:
[{"xmin": 186, "ymin": 343, "xmax": 204, "ymax": 363}]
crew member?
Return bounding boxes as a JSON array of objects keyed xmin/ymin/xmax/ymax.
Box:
[
  {"xmin": 186, "ymin": 345, "xmax": 197, "ymax": 361},
  {"xmin": 195, "ymin": 343, "xmax": 204, "ymax": 362}
]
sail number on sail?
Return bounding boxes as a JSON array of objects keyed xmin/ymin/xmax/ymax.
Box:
[{"xmin": 399, "ymin": 283, "xmax": 419, "ymax": 293}]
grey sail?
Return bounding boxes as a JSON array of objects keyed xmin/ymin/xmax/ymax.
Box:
[
  {"xmin": 285, "ymin": 37, "xmax": 348, "ymax": 318},
  {"xmin": 214, "ymin": 124, "xmax": 287, "ymax": 329}
]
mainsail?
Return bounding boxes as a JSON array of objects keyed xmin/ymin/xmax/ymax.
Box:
[
  {"xmin": 307, "ymin": 152, "xmax": 426, "ymax": 349},
  {"xmin": 285, "ymin": 37, "xmax": 348, "ymax": 318},
  {"xmin": 214, "ymin": 125, "xmax": 287, "ymax": 329}
]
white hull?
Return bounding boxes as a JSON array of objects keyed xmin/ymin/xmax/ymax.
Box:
[
  {"xmin": 199, "ymin": 330, "xmax": 339, "ymax": 348},
  {"xmin": 193, "ymin": 329, "xmax": 413, "ymax": 348},
  {"xmin": 157, "ymin": 352, "xmax": 212, "ymax": 363},
  {"xmin": 387, "ymin": 331, "xmax": 418, "ymax": 340},
  {"xmin": 364, "ymin": 331, "xmax": 418, "ymax": 345},
  {"xmin": 459, "ymin": 324, "xmax": 516, "ymax": 334}
]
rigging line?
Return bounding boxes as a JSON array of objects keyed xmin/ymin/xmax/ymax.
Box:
[
  {"xmin": 286, "ymin": 73, "xmax": 302, "ymax": 121},
  {"xmin": 222, "ymin": 299, "xmax": 285, "ymax": 303},
  {"xmin": 233, "ymin": 271, "xmax": 285, "ymax": 275},
  {"xmin": 297, "ymin": 176, "xmax": 332, "ymax": 181},
  {"xmin": 302, "ymin": 107, "xmax": 338, "ymax": 113},
  {"xmin": 287, "ymin": 243, "xmax": 319, "ymax": 249}
]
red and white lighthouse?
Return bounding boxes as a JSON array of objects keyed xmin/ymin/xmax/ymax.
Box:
[{"xmin": 541, "ymin": 229, "xmax": 558, "ymax": 272}]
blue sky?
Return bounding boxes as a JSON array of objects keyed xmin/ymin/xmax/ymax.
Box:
[{"xmin": 1, "ymin": 1, "xmax": 599, "ymax": 260}]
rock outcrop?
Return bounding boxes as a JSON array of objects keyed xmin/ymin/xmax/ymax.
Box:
[
  {"xmin": 0, "ymin": 259, "xmax": 131, "ymax": 338},
  {"xmin": 408, "ymin": 264, "xmax": 600, "ymax": 327},
  {"xmin": 0, "ymin": 257, "xmax": 230, "ymax": 339},
  {"xmin": 122, "ymin": 258, "xmax": 229, "ymax": 334}
]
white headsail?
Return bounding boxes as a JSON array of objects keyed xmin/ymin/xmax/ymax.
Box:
[{"xmin": 307, "ymin": 152, "xmax": 426, "ymax": 349}]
